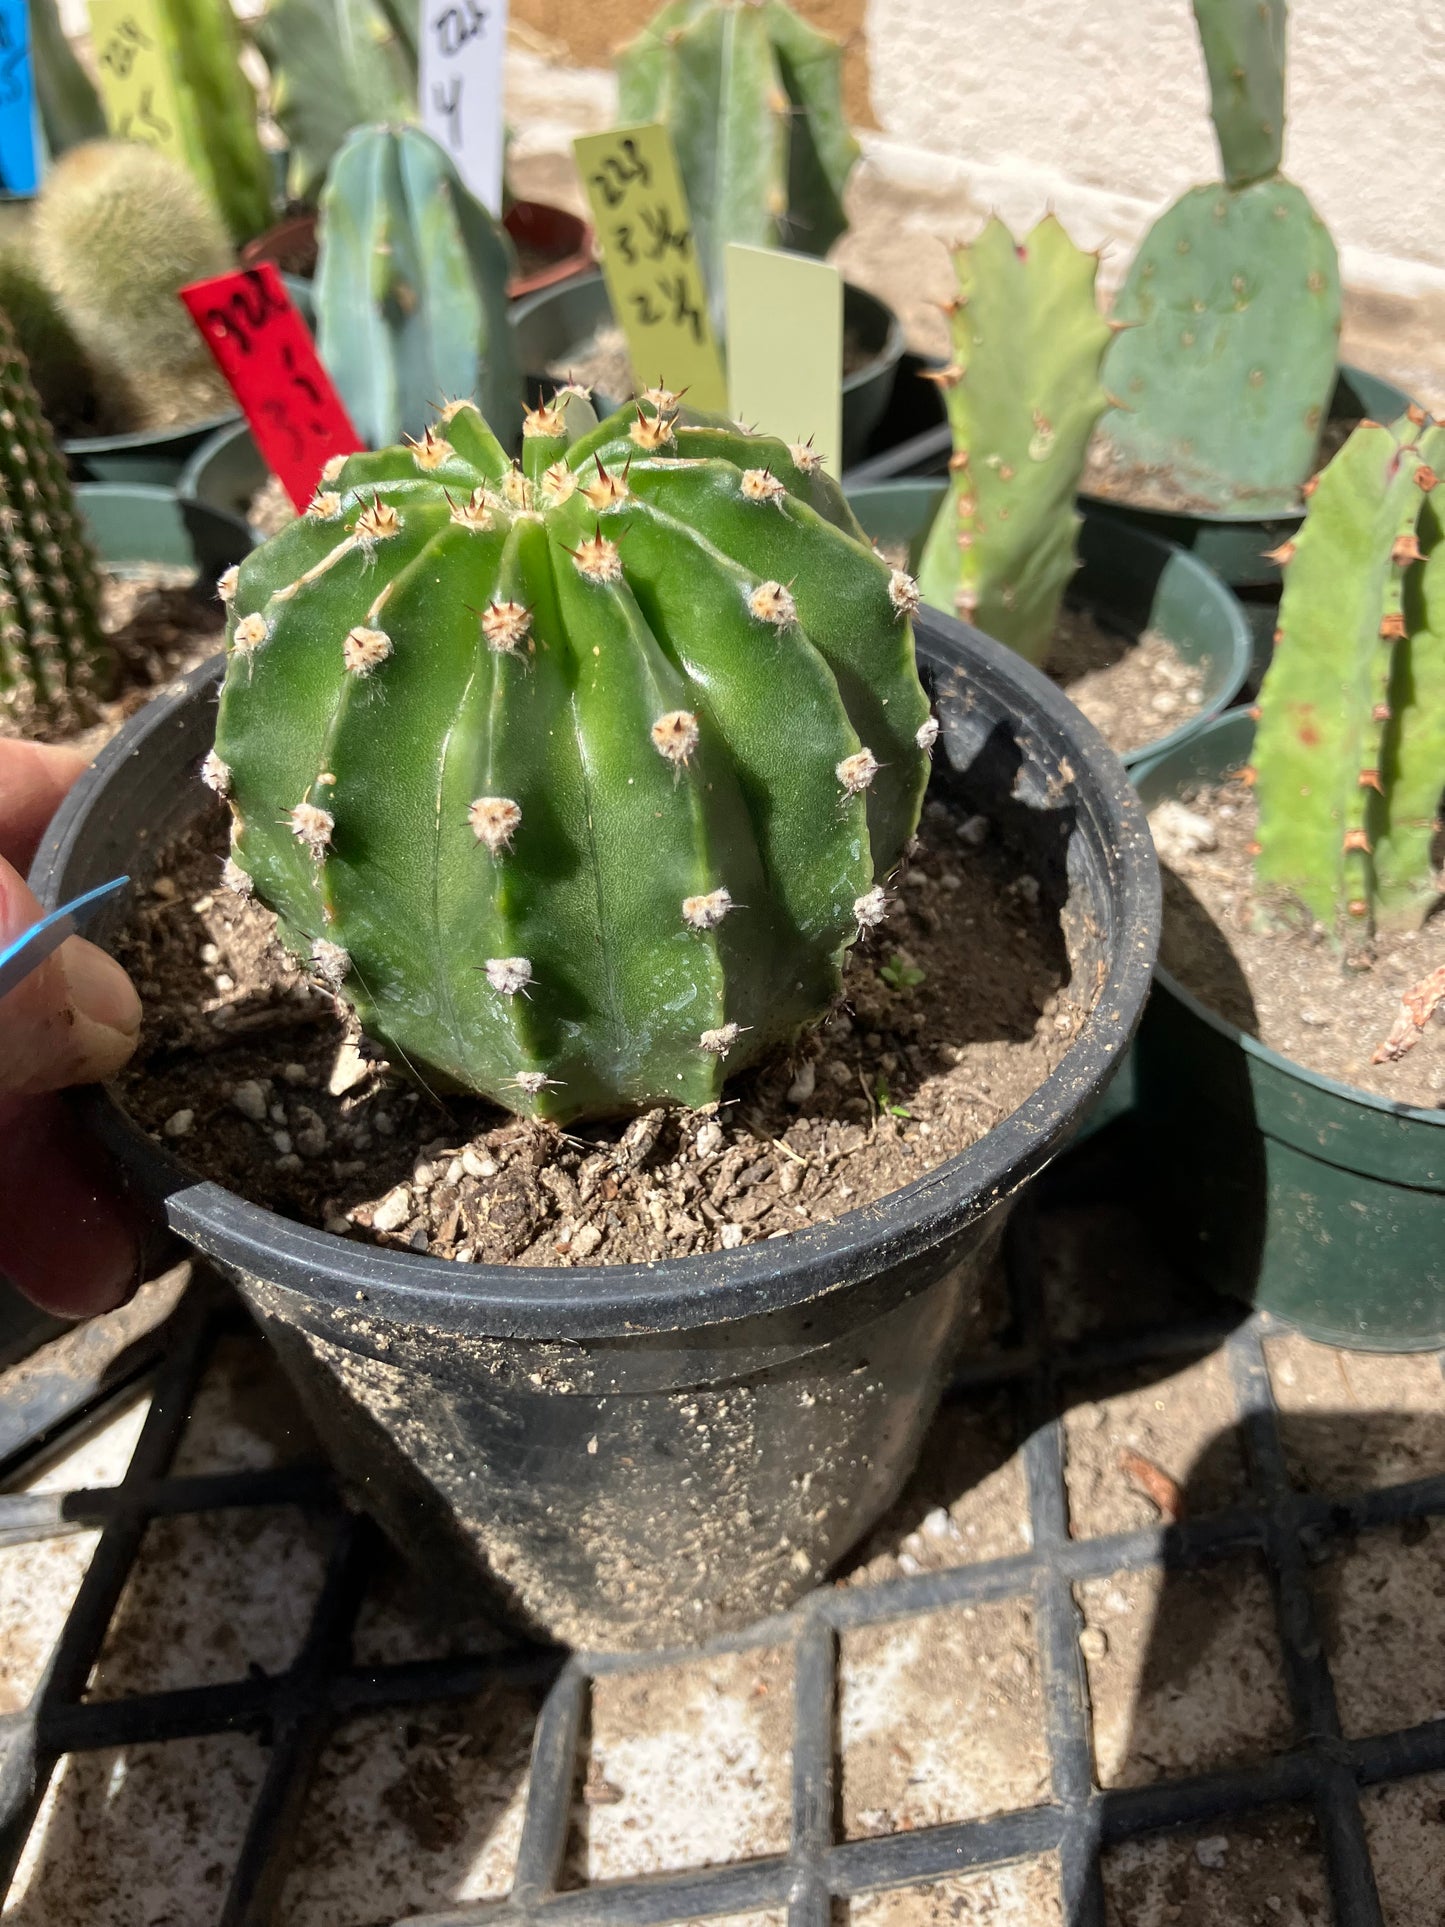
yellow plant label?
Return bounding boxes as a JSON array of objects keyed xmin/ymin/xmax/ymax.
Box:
[
  {"xmin": 573, "ymin": 124, "xmax": 726, "ymax": 413},
  {"xmin": 725, "ymin": 244, "xmax": 843, "ymax": 476},
  {"xmin": 88, "ymin": 0, "xmax": 186, "ymax": 163}
]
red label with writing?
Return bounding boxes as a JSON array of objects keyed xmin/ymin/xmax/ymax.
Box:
[{"xmin": 180, "ymin": 265, "xmax": 362, "ymax": 511}]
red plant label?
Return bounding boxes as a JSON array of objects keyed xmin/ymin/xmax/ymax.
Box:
[{"xmin": 180, "ymin": 265, "xmax": 362, "ymax": 511}]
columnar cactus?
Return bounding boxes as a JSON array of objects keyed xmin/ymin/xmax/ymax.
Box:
[
  {"xmin": 916, "ymin": 216, "xmax": 1114, "ymax": 666},
  {"xmin": 0, "ymin": 309, "xmax": 108, "ymax": 732},
  {"xmin": 211, "ymin": 395, "xmax": 933, "ymax": 1121},
  {"xmin": 1252, "ymin": 411, "xmax": 1445, "ymax": 942},
  {"xmin": 1093, "ymin": 0, "xmax": 1340, "ymax": 515},
  {"xmin": 315, "ymin": 125, "xmax": 523, "ymax": 455},
  {"xmin": 32, "ymin": 140, "xmax": 233, "ymax": 433},
  {"xmin": 616, "ymin": 0, "xmax": 859, "ymax": 329},
  {"xmin": 29, "ymin": 0, "xmax": 107, "ymax": 157},
  {"xmin": 253, "ymin": 0, "xmax": 416, "ymax": 203},
  {"xmin": 101, "ymin": 0, "xmax": 273, "ymax": 242}
]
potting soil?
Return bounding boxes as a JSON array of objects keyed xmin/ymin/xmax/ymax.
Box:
[
  {"xmin": 1151, "ymin": 781, "xmax": 1445, "ymax": 1108},
  {"xmin": 109, "ymin": 795, "xmax": 1089, "ymax": 1267}
]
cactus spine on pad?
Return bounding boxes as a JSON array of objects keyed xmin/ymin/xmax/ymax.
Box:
[
  {"xmin": 616, "ymin": 0, "xmax": 858, "ymax": 329},
  {"xmin": 213, "ymin": 398, "xmax": 933, "ymax": 1121},
  {"xmin": 1093, "ymin": 0, "xmax": 1339, "ymax": 515},
  {"xmin": 916, "ymin": 216, "xmax": 1113, "ymax": 667},
  {"xmin": 315, "ymin": 125, "xmax": 522, "ymax": 455},
  {"xmin": 33, "ymin": 141, "xmax": 233, "ymax": 433},
  {"xmin": 1193, "ymin": 0, "xmax": 1286, "ymax": 187},
  {"xmin": 1252, "ymin": 414, "xmax": 1445, "ymax": 942},
  {"xmin": 252, "ymin": 0, "xmax": 416, "ymax": 203},
  {"xmin": 0, "ymin": 309, "xmax": 108, "ymax": 732}
]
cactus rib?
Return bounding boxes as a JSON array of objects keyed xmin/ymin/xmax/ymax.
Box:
[{"xmin": 214, "ymin": 401, "xmax": 931, "ymax": 1121}]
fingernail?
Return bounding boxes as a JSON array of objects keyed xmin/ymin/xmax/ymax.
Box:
[{"xmin": 60, "ymin": 939, "xmax": 142, "ymax": 1063}]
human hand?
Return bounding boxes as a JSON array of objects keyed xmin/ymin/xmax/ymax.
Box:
[{"xmin": 1, "ymin": 739, "xmax": 143, "ymax": 1315}]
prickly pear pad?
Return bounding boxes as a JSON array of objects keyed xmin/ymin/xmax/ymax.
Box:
[{"xmin": 212, "ymin": 397, "xmax": 933, "ymax": 1121}]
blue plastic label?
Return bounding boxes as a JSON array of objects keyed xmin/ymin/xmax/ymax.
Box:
[{"xmin": 0, "ymin": 0, "xmax": 39, "ymax": 198}]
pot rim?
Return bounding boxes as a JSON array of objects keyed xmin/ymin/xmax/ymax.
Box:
[
  {"xmin": 843, "ymin": 478, "xmax": 1254, "ymax": 770},
  {"xmin": 1135, "ymin": 706, "xmax": 1445, "ymax": 1131},
  {"xmin": 510, "ymin": 268, "xmax": 906, "ymax": 402},
  {"xmin": 65, "ymin": 409, "xmax": 241, "ymax": 459},
  {"xmin": 35, "ymin": 608, "xmax": 1160, "ymax": 1338}
]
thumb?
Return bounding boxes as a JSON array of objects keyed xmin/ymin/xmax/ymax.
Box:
[{"xmin": 0, "ymin": 855, "xmax": 141, "ymax": 1098}]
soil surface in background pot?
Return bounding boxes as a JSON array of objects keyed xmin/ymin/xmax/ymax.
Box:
[
  {"xmin": 2, "ymin": 570, "xmax": 225, "ymax": 750},
  {"xmin": 1150, "ymin": 783, "xmax": 1445, "ymax": 1108},
  {"xmin": 1081, "ymin": 416, "xmax": 1356, "ymax": 518},
  {"xmin": 110, "ymin": 794, "xmax": 1092, "ymax": 1268},
  {"xmin": 547, "ymin": 323, "xmax": 879, "ymax": 404},
  {"xmin": 878, "ymin": 543, "xmax": 1202, "ymax": 757}
]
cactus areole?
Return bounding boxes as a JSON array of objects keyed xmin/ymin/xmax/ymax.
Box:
[{"xmin": 213, "ymin": 397, "xmax": 934, "ymax": 1122}]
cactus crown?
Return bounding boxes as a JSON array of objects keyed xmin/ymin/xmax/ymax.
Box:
[
  {"xmin": 32, "ymin": 141, "xmax": 234, "ymax": 434},
  {"xmin": 315, "ymin": 124, "xmax": 522, "ymax": 454},
  {"xmin": 916, "ymin": 215, "xmax": 1113, "ymax": 666},
  {"xmin": 1194, "ymin": 0, "xmax": 1286, "ymax": 187},
  {"xmin": 0, "ymin": 308, "xmax": 108, "ymax": 735},
  {"xmin": 213, "ymin": 395, "xmax": 933, "ymax": 1122},
  {"xmin": 616, "ymin": 0, "xmax": 859, "ymax": 329},
  {"xmin": 253, "ymin": 0, "xmax": 417, "ymax": 202},
  {"xmin": 1092, "ymin": 0, "xmax": 1340, "ymax": 516},
  {"xmin": 1252, "ymin": 412, "xmax": 1445, "ymax": 943}
]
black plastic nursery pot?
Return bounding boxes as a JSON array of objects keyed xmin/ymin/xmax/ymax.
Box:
[
  {"xmin": 1132, "ymin": 710, "xmax": 1445, "ymax": 1350},
  {"xmin": 510, "ymin": 268, "xmax": 905, "ymax": 471},
  {"xmin": 66, "ymin": 408, "xmax": 242, "ymax": 490},
  {"xmin": 843, "ymin": 365, "xmax": 1414, "ymax": 595},
  {"xmin": 76, "ymin": 482, "xmax": 253, "ymax": 584},
  {"xmin": 32, "ymin": 608, "xmax": 1158, "ymax": 1649},
  {"xmin": 1081, "ymin": 364, "xmax": 1414, "ymax": 591},
  {"xmin": 845, "ymin": 478, "xmax": 1252, "ymax": 771}
]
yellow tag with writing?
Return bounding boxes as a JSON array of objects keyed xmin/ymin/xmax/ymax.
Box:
[
  {"xmin": 88, "ymin": 0, "xmax": 187, "ymax": 163},
  {"xmin": 725, "ymin": 244, "xmax": 844, "ymax": 477},
  {"xmin": 573, "ymin": 124, "xmax": 727, "ymax": 413}
]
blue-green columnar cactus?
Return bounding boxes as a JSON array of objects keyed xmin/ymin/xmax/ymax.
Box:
[
  {"xmin": 1252, "ymin": 412, "xmax": 1445, "ymax": 943},
  {"xmin": 616, "ymin": 0, "xmax": 859, "ymax": 328},
  {"xmin": 209, "ymin": 395, "xmax": 935, "ymax": 1121},
  {"xmin": 252, "ymin": 0, "xmax": 416, "ymax": 203},
  {"xmin": 1093, "ymin": 0, "xmax": 1340, "ymax": 515},
  {"xmin": 917, "ymin": 215, "xmax": 1114, "ymax": 665},
  {"xmin": 314, "ymin": 124, "xmax": 523, "ymax": 455}
]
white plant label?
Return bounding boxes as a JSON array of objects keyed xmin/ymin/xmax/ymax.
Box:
[{"xmin": 418, "ymin": 0, "xmax": 507, "ymax": 214}]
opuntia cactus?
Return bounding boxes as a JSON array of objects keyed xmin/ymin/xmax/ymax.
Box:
[
  {"xmin": 32, "ymin": 140, "xmax": 233, "ymax": 433},
  {"xmin": 616, "ymin": 0, "xmax": 859, "ymax": 329},
  {"xmin": 315, "ymin": 124, "xmax": 523, "ymax": 455},
  {"xmin": 1093, "ymin": 0, "xmax": 1340, "ymax": 515},
  {"xmin": 252, "ymin": 0, "xmax": 416, "ymax": 203},
  {"xmin": 1252, "ymin": 411, "xmax": 1445, "ymax": 942},
  {"xmin": 0, "ymin": 308, "xmax": 108, "ymax": 733},
  {"xmin": 916, "ymin": 216, "xmax": 1114, "ymax": 666},
  {"xmin": 211, "ymin": 394, "xmax": 933, "ymax": 1121}
]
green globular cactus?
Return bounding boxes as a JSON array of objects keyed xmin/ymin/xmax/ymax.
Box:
[
  {"xmin": 916, "ymin": 215, "xmax": 1113, "ymax": 666},
  {"xmin": 32, "ymin": 141, "xmax": 233, "ymax": 434},
  {"xmin": 252, "ymin": 0, "xmax": 416, "ymax": 204},
  {"xmin": 210, "ymin": 392, "xmax": 933, "ymax": 1121},
  {"xmin": 0, "ymin": 309, "xmax": 108, "ymax": 733},
  {"xmin": 1093, "ymin": 0, "xmax": 1340, "ymax": 515},
  {"xmin": 315, "ymin": 124, "xmax": 523, "ymax": 456},
  {"xmin": 616, "ymin": 0, "xmax": 859, "ymax": 329},
  {"xmin": 0, "ymin": 245, "xmax": 97, "ymax": 435},
  {"xmin": 1252, "ymin": 412, "xmax": 1445, "ymax": 943}
]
